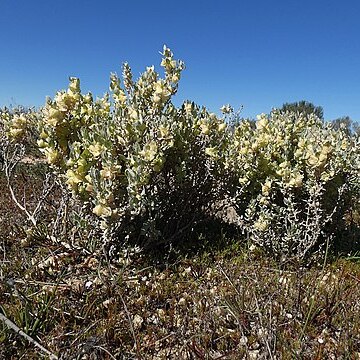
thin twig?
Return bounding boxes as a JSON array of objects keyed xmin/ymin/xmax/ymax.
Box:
[
  {"xmin": 3, "ymin": 144, "xmax": 37, "ymax": 226},
  {"xmin": 119, "ymin": 293, "xmax": 142, "ymax": 359},
  {"xmin": 93, "ymin": 345, "xmax": 117, "ymax": 360},
  {"xmin": 5, "ymin": 168, "xmax": 37, "ymax": 226},
  {"xmin": 0, "ymin": 313, "xmax": 58, "ymax": 359}
]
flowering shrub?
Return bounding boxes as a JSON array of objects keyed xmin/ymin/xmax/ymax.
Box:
[
  {"xmin": 2, "ymin": 49, "xmax": 359, "ymax": 262},
  {"xmin": 0, "ymin": 106, "xmax": 42, "ymax": 176},
  {"xmin": 0, "ymin": 106, "xmax": 41, "ymax": 148},
  {"xmin": 229, "ymin": 110, "xmax": 360, "ymax": 260},
  {"xmin": 38, "ymin": 46, "xmax": 232, "ymax": 249}
]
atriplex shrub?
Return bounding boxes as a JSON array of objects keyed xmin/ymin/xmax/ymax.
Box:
[
  {"xmin": 228, "ymin": 110, "xmax": 360, "ymax": 261},
  {"xmin": 37, "ymin": 46, "xmax": 232, "ymax": 249},
  {"xmin": 1, "ymin": 48, "xmax": 359, "ymax": 262}
]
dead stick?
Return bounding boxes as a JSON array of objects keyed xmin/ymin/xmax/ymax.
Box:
[{"xmin": 0, "ymin": 312, "xmax": 58, "ymax": 359}]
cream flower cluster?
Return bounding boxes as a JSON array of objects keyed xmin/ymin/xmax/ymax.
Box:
[
  {"xmin": 0, "ymin": 108, "xmax": 37, "ymax": 141},
  {"xmin": 230, "ymin": 110, "xmax": 354, "ymax": 196}
]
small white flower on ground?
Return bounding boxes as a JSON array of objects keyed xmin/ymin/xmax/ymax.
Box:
[{"xmin": 133, "ymin": 314, "xmax": 143, "ymax": 330}]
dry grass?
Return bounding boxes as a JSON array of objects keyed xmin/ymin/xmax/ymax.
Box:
[{"xmin": 1, "ymin": 162, "xmax": 360, "ymax": 359}]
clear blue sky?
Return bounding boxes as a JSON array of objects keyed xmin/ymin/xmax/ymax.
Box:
[{"xmin": 1, "ymin": 0, "xmax": 359, "ymax": 120}]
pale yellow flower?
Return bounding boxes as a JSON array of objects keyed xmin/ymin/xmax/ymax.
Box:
[
  {"xmin": 153, "ymin": 81, "xmax": 170, "ymax": 104},
  {"xmin": 200, "ymin": 124, "xmax": 210, "ymax": 135},
  {"xmin": 12, "ymin": 114, "xmax": 27, "ymax": 127},
  {"xmin": 115, "ymin": 90, "xmax": 127, "ymax": 104},
  {"xmin": 159, "ymin": 125, "xmax": 170, "ymax": 138},
  {"xmin": 88, "ymin": 143, "xmax": 104, "ymax": 158},
  {"xmin": 318, "ymin": 153, "xmax": 327, "ymax": 165},
  {"xmin": 239, "ymin": 177, "xmax": 248, "ymax": 185},
  {"xmin": 37, "ymin": 139, "xmax": 47, "ymax": 148},
  {"xmin": 45, "ymin": 148, "xmax": 59, "ymax": 164},
  {"xmin": 93, "ymin": 204, "xmax": 112, "ymax": 217},
  {"xmin": 321, "ymin": 144, "xmax": 332, "ymax": 155},
  {"xmin": 256, "ymin": 117, "xmax": 269, "ymax": 131},
  {"xmin": 100, "ymin": 167, "xmax": 115, "ymax": 179},
  {"xmin": 140, "ymin": 141, "xmax": 158, "ymax": 161},
  {"xmin": 220, "ymin": 104, "xmax": 233, "ymax": 114},
  {"xmin": 294, "ymin": 148, "xmax": 303, "ymax": 159},
  {"xmin": 66, "ymin": 170, "xmax": 83, "ymax": 190},
  {"xmin": 254, "ymin": 218, "xmax": 269, "ymax": 232},
  {"xmin": 184, "ymin": 102, "xmax": 192, "ymax": 115},
  {"xmin": 218, "ymin": 122, "xmax": 226, "ymax": 132},
  {"xmin": 56, "ymin": 91, "xmax": 78, "ymax": 111},
  {"xmin": 259, "ymin": 196, "xmax": 270, "ymax": 205},
  {"xmin": 9, "ymin": 128, "xmax": 23, "ymax": 138},
  {"xmin": 341, "ymin": 140, "xmax": 348, "ymax": 150},
  {"xmin": 69, "ymin": 77, "xmax": 80, "ymax": 93},
  {"xmin": 84, "ymin": 93, "xmax": 93, "ymax": 103},
  {"xmin": 130, "ymin": 109, "xmax": 138, "ymax": 121},
  {"xmin": 39, "ymin": 130, "xmax": 49, "ymax": 140},
  {"xmin": 321, "ymin": 170, "xmax": 335, "ymax": 182},
  {"xmin": 171, "ymin": 73, "xmax": 180, "ymax": 83},
  {"xmin": 288, "ymin": 173, "xmax": 303, "ymax": 187},
  {"xmin": 205, "ymin": 147, "xmax": 218, "ymax": 158},
  {"xmin": 46, "ymin": 108, "xmax": 63, "ymax": 126},
  {"xmin": 239, "ymin": 146, "xmax": 249, "ymax": 155},
  {"xmin": 261, "ymin": 180, "xmax": 272, "ymax": 196},
  {"xmin": 298, "ymin": 139, "xmax": 306, "ymax": 148},
  {"xmin": 66, "ymin": 158, "xmax": 76, "ymax": 167},
  {"xmin": 307, "ymin": 154, "xmax": 319, "ymax": 168}
]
